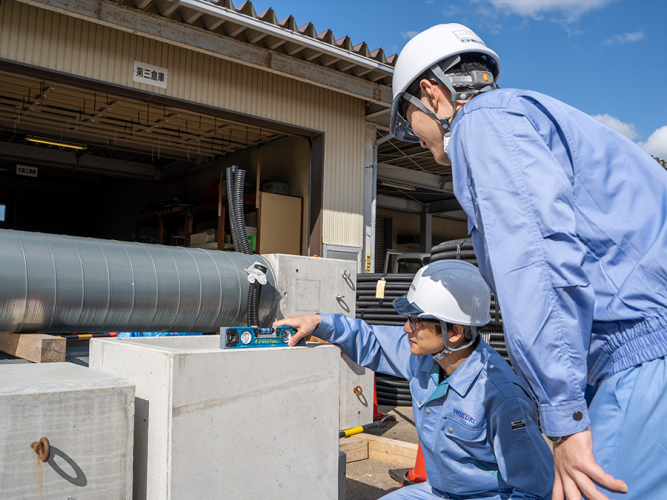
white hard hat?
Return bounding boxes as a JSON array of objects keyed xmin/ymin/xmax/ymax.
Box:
[
  {"xmin": 390, "ymin": 24, "xmax": 501, "ymax": 143},
  {"xmin": 393, "ymin": 260, "xmax": 491, "ymax": 327}
]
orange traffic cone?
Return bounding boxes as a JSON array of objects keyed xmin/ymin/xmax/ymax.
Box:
[
  {"xmin": 389, "ymin": 442, "xmax": 427, "ymax": 486},
  {"xmin": 407, "ymin": 443, "xmax": 427, "ymax": 483},
  {"xmin": 373, "ymin": 378, "xmax": 383, "ymax": 420}
]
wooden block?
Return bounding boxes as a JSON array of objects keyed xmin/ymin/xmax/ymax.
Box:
[
  {"xmin": 358, "ymin": 433, "xmax": 418, "ymax": 467},
  {"xmin": 0, "ymin": 332, "xmax": 66, "ymax": 363},
  {"xmin": 339, "ymin": 436, "xmax": 368, "ymax": 463},
  {"xmin": 306, "ymin": 335, "xmax": 329, "ymax": 344}
]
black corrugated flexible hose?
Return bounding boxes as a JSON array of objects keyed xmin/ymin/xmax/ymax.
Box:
[{"xmin": 226, "ymin": 166, "xmax": 264, "ymax": 327}]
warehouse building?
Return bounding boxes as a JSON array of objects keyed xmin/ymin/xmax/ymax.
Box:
[{"xmin": 0, "ymin": 0, "xmax": 468, "ymax": 271}]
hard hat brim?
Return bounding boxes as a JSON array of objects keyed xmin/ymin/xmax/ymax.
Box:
[{"xmin": 392, "ymin": 295, "xmax": 425, "ymax": 317}]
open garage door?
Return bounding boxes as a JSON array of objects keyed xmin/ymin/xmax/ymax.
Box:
[{"xmin": 0, "ymin": 68, "xmax": 315, "ymax": 254}]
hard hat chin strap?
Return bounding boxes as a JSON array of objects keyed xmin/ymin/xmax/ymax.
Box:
[
  {"xmin": 402, "ymin": 93, "xmax": 454, "ymax": 137},
  {"xmin": 432, "ymin": 325, "xmax": 477, "ymax": 362},
  {"xmin": 401, "ymin": 60, "xmax": 497, "ymax": 140}
]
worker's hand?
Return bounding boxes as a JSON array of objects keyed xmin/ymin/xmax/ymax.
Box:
[
  {"xmin": 273, "ymin": 314, "xmax": 321, "ymax": 346},
  {"xmin": 552, "ymin": 428, "xmax": 627, "ymax": 500}
]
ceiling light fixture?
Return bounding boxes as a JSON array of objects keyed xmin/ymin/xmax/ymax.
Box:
[
  {"xmin": 380, "ymin": 180, "xmax": 417, "ymax": 191},
  {"xmin": 26, "ymin": 136, "xmax": 87, "ymax": 150}
]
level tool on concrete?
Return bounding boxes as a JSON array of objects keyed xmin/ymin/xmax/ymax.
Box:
[{"xmin": 220, "ymin": 326, "xmax": 305, "ymax": 349}]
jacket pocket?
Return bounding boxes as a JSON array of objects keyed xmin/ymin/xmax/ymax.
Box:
[{"xmin": 445, "ymin": 419, "xmax": 488, "ymax": 445}]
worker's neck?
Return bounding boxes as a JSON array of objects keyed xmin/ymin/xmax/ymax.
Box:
[{"xmin": 437, "ymin": 343, "xmax": 475, "ymax": 377}]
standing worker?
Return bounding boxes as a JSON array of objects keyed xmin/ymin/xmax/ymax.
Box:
[
  {"xmin": 276, "ymin": 260, "xmax": 554, "ymax": 499},
  {"xmin": 389, "ymin": 24, "xmax": 667, "ymax": 499}
]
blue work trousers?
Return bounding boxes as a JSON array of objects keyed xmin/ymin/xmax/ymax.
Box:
[
  {"xmin": 589, "ymin": 355, "xmax": 667, "ymax": 499},
  {"xmin": 382, "ymin": 356, "xmax": 667, "ymax": 500},
  {"xmin": 381, "ymin": 481, "xmax": 513, "ymax": 499}
]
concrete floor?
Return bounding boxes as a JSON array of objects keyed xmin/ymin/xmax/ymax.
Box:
[
  {"xmin": 344, "ymin": 404, "xmax": 418, "ymax": 500},
  {"xmin": 364, "ymin": 405, "xmax": 418, "ymax": 444},
  {"xmin": 346, "ymin": 459, "xmax": 402, "ymax": 500}
]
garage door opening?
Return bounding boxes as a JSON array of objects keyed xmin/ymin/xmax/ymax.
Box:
[{"xmin": 0, "ymin": 68, "xmax": 319, "ymax": 255}]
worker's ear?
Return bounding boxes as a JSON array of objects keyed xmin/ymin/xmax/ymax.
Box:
[
  {"xmin": 420, "ymin": 79, "xmax": 451, "ymax": 116},
  {"xmin": 449, "ymin": 324, "xmax": 466, "ymax": 345}
]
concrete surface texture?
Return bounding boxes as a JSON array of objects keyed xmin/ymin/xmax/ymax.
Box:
[
  {"xmin": 264, "ymin": 253, "xmax": 357, "ymax": 319},
  {"xmin": 340, "ymin": 352, "xmax": 374, "ymax": 430},
  {"xmin": 90, "ymin": 335, "xmax": 341, "ymax": 500},
  {"xmin": 0, "ymin": 362, "xmax": 135, "ymax": 499},
  {"xmin": 265, "ymin": 254, "xmax": 372, "ymax": 430},
  {"xmin": 346, "ymin": 459, "xmax": 402, "ymax": 499}
]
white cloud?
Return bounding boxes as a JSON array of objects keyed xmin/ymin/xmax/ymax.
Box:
[
  {"xmin": 639, "ymin": 126, "xmax": 667, "ymax": 160},
  {"xmin": 592, "ymin": 114, "xmax": 638, "ymax": 140},
  {"xmin": 603, "ymin": 30, "xmax": 645, "ymax": 46},
  {"xmin": 475, "ymin": 0, "xmax": 616, "ymax": 21},
  {"xmin": 401, "ymin": 31, "xmax": 419, "ymax": 40}
]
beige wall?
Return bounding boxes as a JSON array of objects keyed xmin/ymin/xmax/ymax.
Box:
[
  {"xmin": 0, "ymin": 0, "xmax": 366, "ymax": 248},
  {"xmin": 377, "ymin": 207, "xmax": 468, "ymax": 253}
]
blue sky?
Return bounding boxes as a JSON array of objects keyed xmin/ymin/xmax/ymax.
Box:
[{"xmin": 251, "ymin": 0, "xmax": 667, "ymax": 159}]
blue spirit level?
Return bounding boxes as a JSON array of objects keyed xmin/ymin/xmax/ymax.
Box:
[{"xmin": 220, "ymin": 326, "xmax": 305, "ymax": 349}]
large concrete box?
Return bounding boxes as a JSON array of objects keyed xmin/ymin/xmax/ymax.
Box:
[
  {"xmin": 90, "ymin": 336, "xmax": 340, "ymax": 500},
  {"xmin": 265, "ymin": 254, "xmax": 373, "ymax": 430},
  {"xmin": 0, "ymin": 363, "xmax": 134, "ymax": 499},
  {"xmin": 264, "ymin": 254, "xmax": 357, "ymax": 319}
]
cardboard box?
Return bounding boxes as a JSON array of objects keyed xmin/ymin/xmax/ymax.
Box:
[{"xmin": 190, "ymin": 229, "xmax": 217, "ymax": 246}]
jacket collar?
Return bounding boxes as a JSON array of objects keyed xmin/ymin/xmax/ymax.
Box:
[{"xmin": 445, "ymin": 339, "xmax": 487, "ymax": 398}]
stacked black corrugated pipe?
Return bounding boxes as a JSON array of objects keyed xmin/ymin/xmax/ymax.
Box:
[
  {"xmin": 356, "ymin": 274, "xmax": 415, "ymax": 327},
  {"xmin": 356, "ymin": 273, "xmax": 414, "ymax": 406},
  {"xmin": 226, "ymin": 166, "xmax": 263, "ymax": 327},
  {"xmin": 430, "ymin": 238, "xmax": 509, "ymax": 362}
]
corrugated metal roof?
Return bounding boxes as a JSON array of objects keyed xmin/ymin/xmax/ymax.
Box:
[{"xmin": 120, "ymin": 0, "xmax": 396, "ymax": 87}]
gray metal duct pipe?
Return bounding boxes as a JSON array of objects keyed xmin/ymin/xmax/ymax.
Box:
[{"xmin": 0, "ymin": 229, "xmax": 278, "ymax": 333}]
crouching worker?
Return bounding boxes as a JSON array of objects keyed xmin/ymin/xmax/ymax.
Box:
[{"xmin": 275, "ymin": 260, "xmax": 554, "ymax": 499}]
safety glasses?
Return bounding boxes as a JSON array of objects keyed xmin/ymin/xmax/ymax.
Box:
[
  {"xmin": 408, "ymin": 317, "xmax": 440, "ymax": 331},
  {"xmin": 389, "ymin": 95, "xmax": 421, "ymax": 143}
]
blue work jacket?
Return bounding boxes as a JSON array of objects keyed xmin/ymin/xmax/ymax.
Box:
[
  {"xmin": 315, "ymin": 314, "xmax": 554, "ymax": 499},
  {"xmin": 448, "ymin": 89, "xmax": 667, "ymax": 437}
]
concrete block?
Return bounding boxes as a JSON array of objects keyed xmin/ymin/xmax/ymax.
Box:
[
  {"xmin": 264, "ymin": 254, "xmax": 357, "ymax": 319},
  {"xmin": 339, "ymin": 352, "xmax": 374, "ymax": 430},
  {"xmin": 0, "ymin": 363, "xmax": 134, "ymax": 499},
  {"xmin": 265, "ymin": 254, "xmax": 372, "ymax": 430},
  {"xmin": 90, "ymin": 335, "xmax": 341, "ymax": 500}
]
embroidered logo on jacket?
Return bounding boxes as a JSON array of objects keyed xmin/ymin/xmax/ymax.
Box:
[{"xmin": 453, "ymin": 409, "xmax": 475, "ymax": 424}]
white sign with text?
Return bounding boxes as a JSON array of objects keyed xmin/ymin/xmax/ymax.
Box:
[
  {"xmin": 133, "ymin": 61, "xmax": 168, "ymax": 89},
  {"xmin": 16, "ymin": 165, "xmax": 38, "ymax": 177}
]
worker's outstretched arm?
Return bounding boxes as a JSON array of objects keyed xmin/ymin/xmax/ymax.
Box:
[
  {"xmin": 449, "ymin": 104, "xmax": 626, "ymax": 499},
  {"xmin": 274, "ymin": 314, "xmax": 413, "ymax": 380}
]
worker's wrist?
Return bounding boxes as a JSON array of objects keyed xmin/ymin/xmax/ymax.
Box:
[
  {"xmin": 539, "ymin": 399, "xmax": 589, "ymax": 437},
  {"xmin": 547, "ymin": 434, "xmax": 571, "ymax": 445},
  {"xmin": 311, "ymin": 313, "xmax": 333, "ymax": 340}
]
